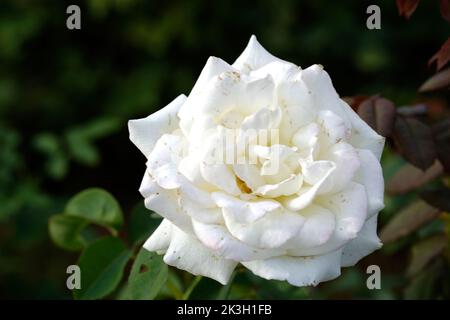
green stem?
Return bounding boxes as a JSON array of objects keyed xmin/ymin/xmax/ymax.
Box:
[
  {"xmin": 216, "ymin": 271, "xmax": 236, "ymax": 300},
  {"xmin": 167, "ymin": 277, "xmax": 184, "ymax": 300},
  {"xmin": 182, "ymin": 276, "xmax": 203, "ymax": 300}
]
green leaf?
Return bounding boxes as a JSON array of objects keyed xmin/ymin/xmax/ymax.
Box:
[
  {"xmin": 404, "ymin": 260, "xmax": 445, "ymax": 299},
  {"xmin": 48, "ymin": 214, "xmax": 88, "ymax": 251},
  {"xmin": 66, "ymin": 132, "xmax": 100, "ymax": 166},
  {"xmin": 74, "ymin": 236, "xmax": 131, "ymax": 300},
  {"xmin": 127, "ymin": 202, "xmax": 161, "ymax": 245},
  {"xmin": 65, "ymin": 188, "xmax": 123, "ymax": 230},
  {"xmin": 33, "ymin": 133, "xmax": 69, "ymax": 179},
  {"xmin": 182, "ymin": 276, "xmax": 202, "ymax": 300},
  {"xmin": 65, "ymin": 117, "xmax": 120, "ymax": 166},
  {"xmin": 121, "ymin": 249, "xmax": 168, "ymax": 300},
  {"xmin": 407, "ymin": 234, "xmax": 448, "ymax": 276}
]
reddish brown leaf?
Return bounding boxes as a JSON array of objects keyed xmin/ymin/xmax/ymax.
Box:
[
  {"xmin": 386, "ymin": 160, "xmax": 443, "ymax": 195},
  {"xmin": 432, "ymin": 118, "xmax": 450, "ymax": 172},
  {"xmin": 397, "ymin": 104, "xmax": 427, "ymax": 116},
  {"xmin": 428, "ymin": 38, "xmax": 450, "ymax": 71},
  {"xmin": 396, "ymin": 0, "xmax": 421, "ymax": 19},
  {"xmin": 357, "ymin": 97, "xmax": 396, "ymax": 137},
  {"xmin": 380, "ymin": 200, "xmax": 441, "ymax": 244},
  {"xmin": 341, "ymin": 95, "xmax": 370, "ymax": 112},
  {"xmin": 419, "ymin": 67, "xmax": 450, "ymax": 92},
  {"xmin": 393, "ymin": 116, "xmax": 437, "ymax": 170},
  {"xmin": 440, "ymin": 0, "xmax": 450, "ymax": 22},
  {"xmin": 421, "ymin": 187, "xmax": 450, "ymax": 212}
]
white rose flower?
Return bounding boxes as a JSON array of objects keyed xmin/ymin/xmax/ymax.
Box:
[{"xmin": 128, "ymin": 35, "xmax": 385, "ymax": 286}]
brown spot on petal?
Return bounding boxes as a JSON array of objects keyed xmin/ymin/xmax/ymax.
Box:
[{"xmin": 236, "ymin": 176, "xmax": 252, "ymax": 194}]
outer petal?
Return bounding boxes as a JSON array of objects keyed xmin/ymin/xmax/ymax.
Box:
[
  {"xmin": 300, "ymin": 64, "xmax": 384, "ymax": 159},
  {"xmin": 187, "ymin": 57, "xmax": 235, "ymax": 102},
  {"xmin": 233, "ymin": 35, "xmax": 285, "ymax": 73},
  {"xmin": 178, "ymin": 57, "xmax": 235, "ymax": 136},
  {"xmin": 354, "ymin": 149, "xmax": 385, "ymax": 217},
  {"xmin": 139, "ymin": 172, "xmax": 193, "ymax": 233},
  {"xmin": 340, "ymin": 100, "xmax": 385, "ymax": 160},
  {"xmin": 316, "ymin": 110, "xmax": 350, "ymax": 145},
  {"xmin": 192, "ymin": 220, "xmax": 280, "ymax": 261},
  {"xmin": 163, "ymin": 226, "xmax": 237, "ymax": 285},
  {"xmin": 129, "ymin": 94, "xmax": 186, "ymax": 157},
  {"xmin": 143, "ymin": 219, "xmax": 173, "ymax": 253},
  {"xmin": 300, "ymin": 65, "xmax": 351, "ymax": 128},
  {"xmin": 341, "ymin": 213, "xmax": 382, "ymax": 267},
  {"xmin": 146, "ymin": 134, "xmax": 185, "ymax": 189},
  {"xmin": 242, "ymin": 249, "xmax": 342, "ymax": 287},
  {"xmin": 291, "ymin": 182, "xmax": 368, "ymax": 256},
  {"xmin": 179, "ymin": 195, "xmax": 224, "ymax": 224}
]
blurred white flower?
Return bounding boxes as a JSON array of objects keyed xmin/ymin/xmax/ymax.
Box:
[{"xmin": 129, "ymin": 35, "xmax": 385, "ymax": 286}]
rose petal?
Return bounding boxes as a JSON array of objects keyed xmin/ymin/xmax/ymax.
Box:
[
  {"xmin": 163, "ymin": 225, "xmax": 237, "ymax": 285},
  {"xmin": 250, "ymin": 60, "xmax": 298, "ymax": 85},
  {"xmin": 301, "ymin": 160, "xmax": 335, "ymax": 185},
  {"xmin": 341, "ymin": 213, "xmax": 382, "ymax": 267},
  {"xmin": 192, "ymin": 220, "xmax": 279, "ymax": 261},
  {"xmin": 233, "ymin": 35, "xmax": 285, "ymax": 74},
  {"xmin": 128, "ymin": 94, "xmax": 186, "ymax": 158},
  {"xmin": 222, "ymin": 209, "xmax": 305, "ymax": 249},
  {"xmin": 340, "ymin": 100, "xmax": 385, "ymax": 160},
  {"xmin": 139, "ymin": 172, "xmax": 193, "ymax": 233},
  {"xmin": 178, "ymin": 57, "xmax": 235, "ymax": 137},
  {"xmin": 236, "ymin": 74, "xmax": 275, "ymax": 116},
  {"xmin": 241, "ymin": 106, "xmax": 282, "ymax": 131},
  {"xmin": 300, "ymin": 65, "xmax": 351, "ymax": 127},
  {"xmin": 146, "ymin": 134, "xmax": 186, "ymax": 189},
  {"xmin": 301, "ymin": 65, "xmax": 384, "ymax": 158},
  {"xmin": 317, "ymin": 141, "xmax": 360, "ymax": 194},
  {"xmin": 293, "ymin": 182, "xmax": 368, "ymax": 256},
  {"xmin": 178, "ymin": 154, "xmax": 214, "ymax": 191},
  {"xmin": 242, "ymin": 249, "xmax": 342, "ymax": 287},
  {"xmin": 179, "ymin": 196, "xmax": 224, "ymax": 224},
  {"xmin": 354, "ymin": 149, "xmax": 384, "ymax": 217},
  {"xmin": 285, "ymin": 204, "xmax": 335, "ymax": 249},
  {"xmin": 254, "ymin": 174, "xmax": 303, "ymax": 198},
  {"xmin": 281, "ymin": 162, "xmax": 335, "ymax": 211},
  {"xmin": 212, "ymin": 191, "xmax": 281, "ymax": 223},
  {"xmin": 143, "ymin": 219, "xmax": 173, "ymax": 253},
  {"xmin": 317, "ymin": 110, "xmax": 349, "ymax": 145},
  {"xmin": 232, "ymin": 163, "xmax": 265, "ymax": 191},
  {"xmin": 292, "ymin": 123, "xmax": 320, "ymax": 152}
]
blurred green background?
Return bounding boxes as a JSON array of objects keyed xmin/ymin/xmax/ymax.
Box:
[{"xmin": 0, "ymin": 0, "xmax": 449, "ymax": 299}]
